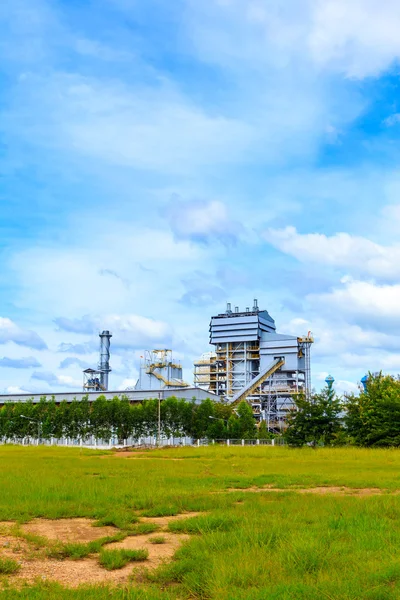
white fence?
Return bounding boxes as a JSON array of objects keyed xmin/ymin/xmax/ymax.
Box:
[{"xmin": 0, "ymin": 436, "xmax": 285, "ymax": 449}]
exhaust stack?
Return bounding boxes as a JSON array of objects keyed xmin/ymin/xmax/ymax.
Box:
[{"xmin": 98, "ymin": 330, "xmax": 112, "ymax": 391}]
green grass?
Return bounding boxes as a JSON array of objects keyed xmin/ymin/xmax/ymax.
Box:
[
  {"xmin": 149, "ymin": 536, "xmax": 166, "ymax": 544},
  {"xmin": 0, "ymin": 558, "xmax": 20, "ymax": 574},
  {"xmin": 127, "ymin": 522, "xmax": 160, "ymax": 535},
  {"xmin": 1, "ymin": 446, "xmax": 400, "ymax": 598},
  {"xmin": 98, "ymin": 548, "xmax": 148, "ymax": 570},
  {"xmin": 46, "ymin": 534, "xmax": 126, "ymax": 560}
]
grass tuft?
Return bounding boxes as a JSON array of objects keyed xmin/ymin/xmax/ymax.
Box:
[
  {"xmin": 47, "ymin": 534, "xmax": 126, "ymax": 560},
  {"xmin": 0, "ymin": 558, "xmax": 20, "ymax": 574},
  {"xmin": 168, "ymin": 513, "xmax": 238, "ymax": 534},
  {"xmin": 99, "ymin": 548, "xmax": 148, "ymax": 570},
  {"xmin": 149, "ymin": 536, "xmax": 166, "ymax": 544},
  {"xmin": 127, "ymin": 522, "xmax": 159, "ymax": 536}
]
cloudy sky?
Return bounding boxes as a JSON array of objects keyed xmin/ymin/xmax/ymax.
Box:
[{"xmin": 2, "ymin": 0, "xmax": 400, "ymax": 396}]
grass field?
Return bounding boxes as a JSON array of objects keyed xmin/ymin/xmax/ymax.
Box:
[{"xmin": 1, "ymin": 445, "xmax": 400, "ymax": 599}]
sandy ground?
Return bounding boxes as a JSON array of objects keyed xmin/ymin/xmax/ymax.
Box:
[
  {"xmin": 0, "ymin": 514, "xmax": 197, "ymax": 588},
  {"xmin": 226, "ymin": 485, "xmax": 391, "ymax": 495},
  {"xmin": 21, "ymin": 518, "xmax": 117, "ymax": 543}
]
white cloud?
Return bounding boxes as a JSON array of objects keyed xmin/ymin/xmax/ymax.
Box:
[
  {"xmin": 0, "ymin": 318, "xmax": 47, "ymax": 350},
  {"xmin": 264, "ymin": 226, "xmax": 400, "ymax": 280},
  {"xmin": 166, "ymin": 197, "xmax": 242, "ymax": 244},
  {"xmin": 308, "ymin": 279, "xmax": 400, "ymax": 328},
  {"xmin": 384, "ymin": 113, "xmax": 400, "ymax": 127},
  {"xmin": 187, "ymin": 0, "xmax": 400, "ymax": 79},
  {"xmin": 104, "ymin": 315, "xmax": 172, "ymax": 350},
  {"xmin": 31, "ymin": 370, "xmax": 82, "ymax": 389},
  {"xmin": 9, "ymin": 73, "xmax": 256, "ymax": 175},
  {"xmin": 309, "ymin": 0, "xmax": 400, "ymax": 78},
  {"xmin": 4, "ymin": 386, "xmax": 31, "ymax": 395},
  {"xmin": 10, "ymin": 226, "xmax": 206, "ymax": 315},
  {"xmin": 0, "ymin": 357, "xmax": 42, "ymax": 369},
  {"xmin": 334, "ymin": 379, "xmax": 360, "ymax": 395},
  {"xmin": 120, "ymin": 378, "xmax": 137, "ymax": 390}
]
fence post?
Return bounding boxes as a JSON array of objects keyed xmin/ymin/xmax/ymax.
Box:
[
  {"xmin": 272, "ymin": 438, "xmax": 275, "ymax": 446},
  {"xmin": 197, "ymin": 439, "xmax": 200, "ymax": 447},
  {"xmin": 212, "ymin": 439, "xmax": 215, "ymax": 445},
  {"xmin": 256, "ymin": 439, "xmax": 260, "ymax": 445},
  {"xmin": 227, "ymin": 439, "xmax": 230, "ymax": 446},
  {"xmin": 241, "ymin": 439, "xmax": 244, "ymax": 446}
]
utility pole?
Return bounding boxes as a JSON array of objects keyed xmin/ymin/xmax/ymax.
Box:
[{"xmin": 157, "ymin": 391, "xmax": 161, "ymax": 447}]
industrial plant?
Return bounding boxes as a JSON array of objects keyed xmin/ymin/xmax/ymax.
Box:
[
  {"xmin": 0, "ymin": 299, "xmax": 314, "ymax": 429},
  {"xmin": 195, "ymin": 300, "xmax": 313, "ymax": 430}
]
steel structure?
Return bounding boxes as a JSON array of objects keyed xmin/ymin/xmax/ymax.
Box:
[
  {"xmin": 83, "ymin": 331, "xmax": 112, "ymax": 392},
  {"xmin": 194, "ymin": 300, "xmax": 314, "ymax": 430},
  {"xmin": 135, "ymin": 350, "xmax": 189, "ymax": 391}
]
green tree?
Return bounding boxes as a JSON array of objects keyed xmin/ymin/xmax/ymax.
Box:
[
  {"xmin": 345, "ymin": 373, "xmax": 400, "ymax": 447},
  {"xmin": 285, "ymin": 387, "xmax": 343, "ymax": 447},
  {"xmin": 257, "ymin": 420, "xmax": 273, "ymax": 440},
  {"xmin": 191, "ymin": 398, "xmax": 215, "ymax": 440},
  {"xmin": 236, "ymin": 401, "xmax": 257, "ymax": 439}
]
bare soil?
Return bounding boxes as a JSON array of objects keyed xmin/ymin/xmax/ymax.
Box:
[
  {"xmin": 226, "ymin": 485, "xmax": 389, "ymax": 496},
  {"xmin": 21, "ymin": 518, "xmax": 117, "ymax": 543},
  {"xmin": 102, "ymin": 452, "xmax": 184, "ymax": 460},
  {"xmin": 1, "ymin": 514, "xmax": 195, "ymax": 588},
  {"xmin": 140, "ymin": 512, "xmax": 202, "ymax": 529}
]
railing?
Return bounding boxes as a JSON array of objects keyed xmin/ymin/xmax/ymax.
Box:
[{"xmin": 0, "ymin": 436, "xmax": 285, "ymax": 448}]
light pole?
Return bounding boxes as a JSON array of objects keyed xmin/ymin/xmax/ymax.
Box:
[
  {"xmin": 157, "ymin": 391, "xmax": 162, "ymax": 447},
  {"xmin": 21, "ymin": 415, "xmax": 41, "ymax": 442}
]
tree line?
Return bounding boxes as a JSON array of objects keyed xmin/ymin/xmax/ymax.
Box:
[
  {"xmin": 285, "ymin": 372, "xmax": 400, "ymax": 447},
  {"xmin": 1, "ymin": 373, "xmax": 398, "ymax": 446},
  {"xmin": 0, "ymin": 395, "xmax": 260, "ymax": 442}
]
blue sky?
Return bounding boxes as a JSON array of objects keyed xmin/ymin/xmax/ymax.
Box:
[{"xmin": 2, "ymin": 0, "xmax": 400, "ymax": 395}]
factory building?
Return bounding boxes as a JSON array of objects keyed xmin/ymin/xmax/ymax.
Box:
[
  {"xmin": 194, "ymin": 300, "xmax": 313, "ymax": 430},
  {"xmin": 134, "ymin": 350, "xmax": 189, "ymax": 391},
  {"xmin": 0, "ymin": 387, "xmax": 217, "ymax": 407}
]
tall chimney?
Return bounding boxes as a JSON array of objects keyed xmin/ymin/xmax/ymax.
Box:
[
  {"xmin": 98, "ymin": 331, "xmax": 112, "ymax": 391},
  {"xmin": 226, "ymin": 303, "xmax": 232, "ymax": 314},
  {"xmin": 253, "ymin": 299, "xmax": 258, "ymax": 311}
]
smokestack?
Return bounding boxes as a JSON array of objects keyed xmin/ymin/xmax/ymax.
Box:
[
  {"xmin": 253, "ymin": 299, "xmax": 258, "ymax": 311},
  {"xmin": 235, "ymin": 306, "xmax": 239, "ymax": 313},
  {"xmin": 98, "ymin": 330, "xmax": 112, "ymax": 391},
  {"xmin": 246, "ymin": 307, "xmax": 250, "ymax": 313},
  {"xmin": 226, "ymin": 302, "xmax": 232, "ymax": 314}
]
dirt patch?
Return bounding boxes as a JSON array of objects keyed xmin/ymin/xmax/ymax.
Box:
[
  {"xmin": 107, "ymin": 532, "xmax": 190, "ymax": 568},
  {"xmin": 140, "ymin": 512, "xmax": 202, "ymax": 529},
  {"xmin": 226, "ymin": 485, "xmax": 388, "ymax": 496},
  {"xmin": 102, "ymin": 452, "xmax": 184, "ymax": 460},
  {"xmin": 0, "ymin": 535, "xmax": 34, "ymax": 559},
  {"xmin": 297, "ymin": 486, "xmax": 384, "ymax": 496},
  {"xmin": 0, "ymin": 514, "xmax": 196, "ymax": 588},
  {"xmin": 11, "ymin": 556, "xmax": 136, "ymax": 587},
  {"xmin": 0, "ymin": 522, "xmax": 15, "ymax": 532},
  {"xmin": 21, "ymin": 518, "xmax": 117, "ymax": 543},
  {"xmin": 0, "ymin": 513, "xmax": 199, "ymax": 588}
]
